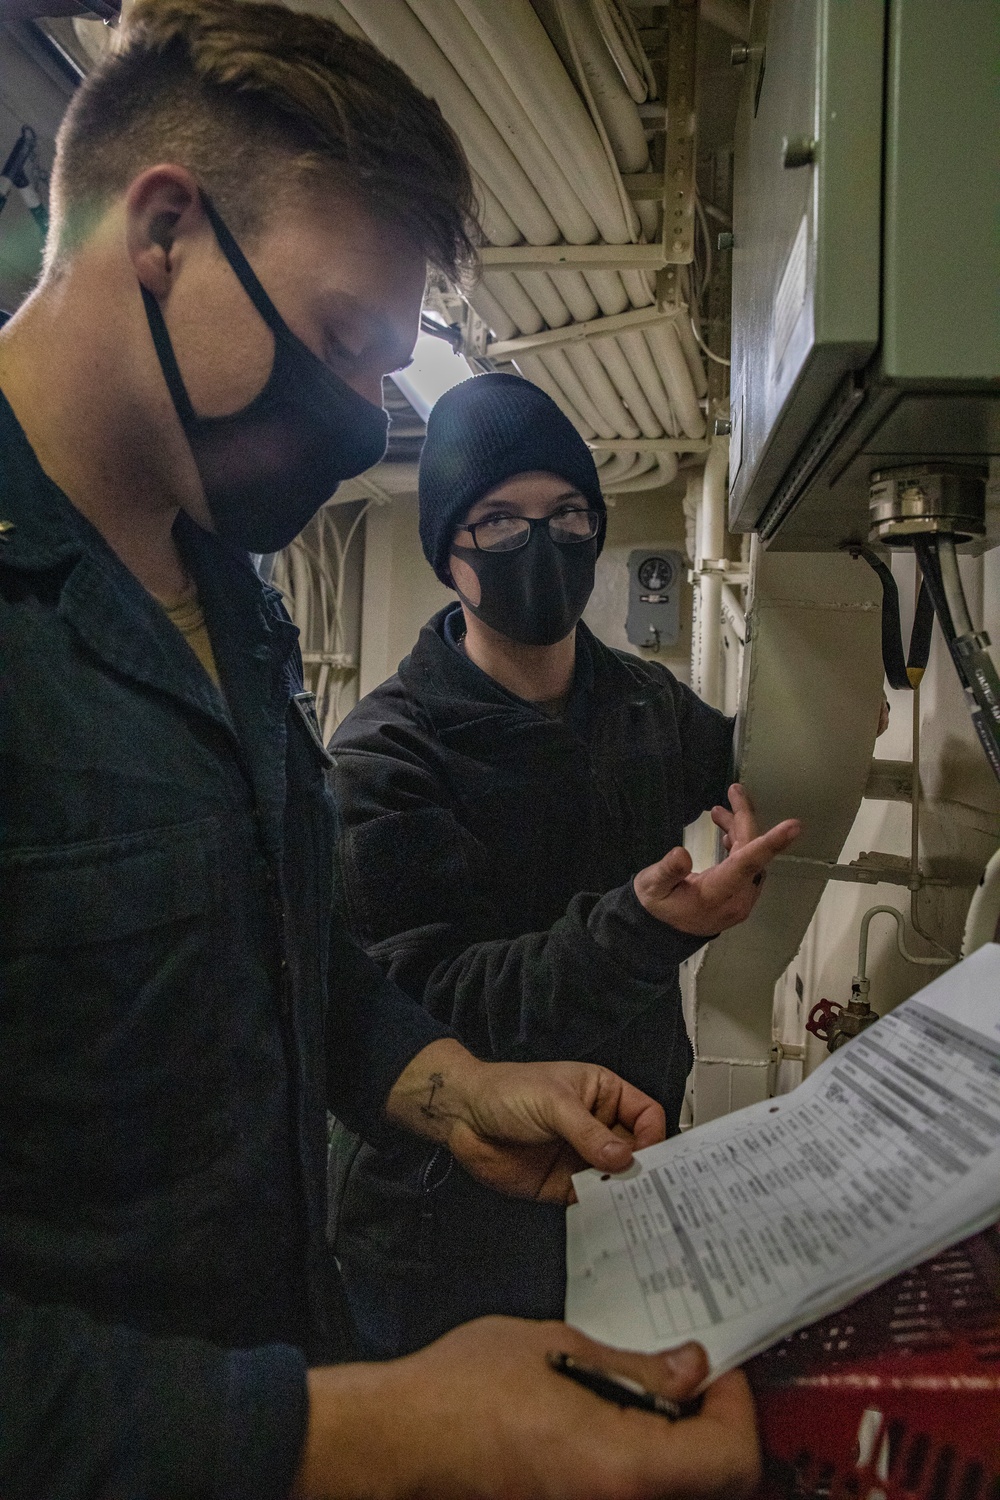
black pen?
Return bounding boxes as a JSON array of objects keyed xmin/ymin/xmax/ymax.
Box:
[{"xmin": 546, "ymin": 1351, "xmax": 682, "ymax": 1420}]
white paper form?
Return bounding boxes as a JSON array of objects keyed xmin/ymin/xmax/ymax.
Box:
[{"xmin": 566, "ymin": 944, "xmax": 1000, "ymax": 1376}]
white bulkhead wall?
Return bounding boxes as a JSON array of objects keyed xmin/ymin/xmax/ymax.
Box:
[
  {"xmin": 775, "ymin": 546, "xmax": 1000, "ymax": 1082},
  {"xmin": 358, "ymin": 495, "xmax": 453, "ymax": 698}
]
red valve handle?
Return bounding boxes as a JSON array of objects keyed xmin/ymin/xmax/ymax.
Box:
[{"xmin": 805, "ymin": 997, "xmax": 844, "ymax": 1043}]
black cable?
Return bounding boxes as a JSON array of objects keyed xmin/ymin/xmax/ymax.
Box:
[
  {"xmin": 0, "ymin": 127, "xmax": 48, "ymax": 236},
  {"xmin": 0, "ymin": 126, "xmax": 35, "ymax": 192},
  {"xmin": 419, "ymin": 314, "xmax": 463, "ymax": 350},
  {"xmin": 912, "ymin": 537, "xmax": 953, "ymax": 636},
  {"xmin": 907, "ymin": 579, "xmax": 934, "ymax": 681},
  {"xmin": 913, "ymin": 535, "xmax": 1000, "ymax": 786},
  {"xmin": 855, "ymin": 545, "xmax": 934, "ymax": 692},
  {"xmin": 855, "ymin": 545, "xmax": 911, "ymax": 690}
]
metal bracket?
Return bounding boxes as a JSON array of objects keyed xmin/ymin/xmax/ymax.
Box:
[
  {"xmin": 592, "ymin": 437, "xmax": 711, "ymax": 455},
  {"xmin": 479, "ymin": 244, "xmax": 666, "ymax": 272},
  {"xmin": 486, "ymin": 303, "xmax": 681, "ymax": 362},
  {"xmin": 621, "ymin": 172, "xmax": 666, "ymax": 200},
  {"xmin": 353, "ymin": 478, "xmax": 393, "ymax": 508},
  {"xmin": 687, "ymin": 560, "xmax": 749, "ymax": 584},
  {"xmin": 478, "ymin": 0, "xmax": 694, "ymax": 294},
  {"xmin": 425, "ymin": 280, "xmax": 491, "ymax": 360},
  {"xmin": 659, "ymin": 0, "xmax": 698, "ymax": 302},
  {"xmin": 300, "ymin": 652, "xmax": 357, "ymax": 670},
  {"xmin": 863, "ymin": 758, "xmax": 914, "ymax": 803},
  {"xmin": 773, "ymin": 851, "xmax": 950, "ymax": 888}
]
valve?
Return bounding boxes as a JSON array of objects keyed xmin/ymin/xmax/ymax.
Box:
[
  {"xmin": 806, "ymin": 988, "xmax": 879, "ymax": 1053},
  {"xmin": 805, "ymin": 997, "xmax": 842, "ymax": 1044},
  {"xmin": 827, "ymin": 981, "xmax": 879, "ymax": 1051}
]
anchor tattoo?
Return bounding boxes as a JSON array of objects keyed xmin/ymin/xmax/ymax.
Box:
[{"xmin": 421, "ymin": 1071, "xmax": 445, "ymax": 1119}]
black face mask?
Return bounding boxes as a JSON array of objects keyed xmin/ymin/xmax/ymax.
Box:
[
  {"xmin": 141, "ymin": 195, "xmax": 389, "ymax": 553},
  {"xmin": 451, "ymin": 526, "xmax": 598, "ymax": 647}
]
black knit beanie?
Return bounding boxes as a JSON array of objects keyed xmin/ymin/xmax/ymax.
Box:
[{"xmin": 418, "ymin": 371, "xmax": 606, "ymax": 585}]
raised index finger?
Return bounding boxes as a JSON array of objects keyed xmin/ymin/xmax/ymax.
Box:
[{"xmin": 729, "ymin": 817, "xmax": 802, "ymax": 878}]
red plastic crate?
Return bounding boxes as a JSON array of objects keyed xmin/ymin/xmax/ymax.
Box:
[{"xmin": 746, "ymin": 1225, "xmax": 1000, "ymax": 1500}]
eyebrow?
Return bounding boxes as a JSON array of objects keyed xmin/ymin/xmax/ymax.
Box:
[{"xmin": 471, "ymin": 487, "xmax": 586, "ymax": 513}]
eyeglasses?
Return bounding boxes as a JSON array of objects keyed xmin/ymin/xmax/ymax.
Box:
[{"xmin": 457, "ymin": 507, "xmax": 602, "ymax": 554}]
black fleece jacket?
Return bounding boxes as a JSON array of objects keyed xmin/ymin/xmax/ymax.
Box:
[{"xmin": 328, "ymin": 606, "xmax": 734, "ymax": 1357}]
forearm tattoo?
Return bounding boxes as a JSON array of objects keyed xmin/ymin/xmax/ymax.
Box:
[{"xmin": 421, "ymin": 1071, "xmax": 445, "ymax": 1120}]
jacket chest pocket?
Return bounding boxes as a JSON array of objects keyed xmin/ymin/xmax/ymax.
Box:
[
  {"xmin": 0, "ymin": 817, "xmax": 231, "ymax": 1186},
  {"xmin": 1, "ymin": 817, "xmax": 219, "ymax": 954}
]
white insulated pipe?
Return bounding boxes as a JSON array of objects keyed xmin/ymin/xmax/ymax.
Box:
[
  {"xmin": 591, "ymin": 0, "xmax": 649, "ymax": 104},
  {"xmin": 340, "ymin": 0, "xmax": 708, "ymax": 491},
  {"xmin": 604, "ymin": 454, "xmax": 678, "ymax": 492},
  {"xmin": 484, "ymin": 272, "xmax": 545, "ymax": 334},
  {"xmin": 408, "ymin": 0, "xmax": 600, "ymax": 245},
  {"xmin": 592, "ymin": 336, "xmax": 664, "ymax": 437},
  {"xmin": 583, "ymin": 271, "xmax": 631, "ymax": 316},
  {"xmin": 645, "ymin": 322, "xmax": 707, "ymax": 439},
  {"xmin": 475, "ymin": 181, "xmax": 531, "ymax": 251},
  {"xmin": 515, "ymin": 271, "xmax": 572, "ymax": 329},
  {"xmin": 337, "ymin": 0, "xmax": 562, "ymax": 245},
  {"xmin": 466, "ymin": 283, "xmax": 518, "ymax": 342},
  {"xmin": 537, "ymin": 348, "xmax": 618, "ymax": 437},
  {"xmin": 621, "ymin": 270, "xmax": 656, "ymax": 308},
  {"xmin": 551, "ymin": 0, "xmax": 651, "ymax": 168},
  {"xmin": 452, "ymin": 0, "xmax": 641, "ymax": 244},
  {"xmin": 654, "ymin": 454, "xmax": 680, "ymax": 487},
  {"xmin": 618, "ymin": 329, "xmax": 678, "ymax": 434},
  {"xmin": 516, "ymin": 353, "xmax": 596, "ymax": 438},
  {"xmin": 609, "ymin": 0, "xmax": 659, "ymax": 97},
  {"xmin": 693, "ymin": 436, "xmax": 728, "ymax": 709},
  {"xmin": 547, "ymin": 271, "xmax": 601, "ymax": 323},
  {"xmin": 675, "ymin": 310, "xmax": 710, "ymax": 400},
  {"xmin": 420, "ymin": 0, "xmax": 703, "ymax": 458},
  {"xmin": 593, "ymin": 451, "xmax": 645, "ymax": 485},
  {"xmin": 602, "ymin": 452, "xmax": 658, "ymax": 487},
  {"xmin": 565, "ymin": 343, "xmax": 641, "ymax": 435}
]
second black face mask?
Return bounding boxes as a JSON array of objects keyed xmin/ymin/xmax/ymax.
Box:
[
  {"xmin": 451, "ymin": 527, "xmax": 597, "ymax": 646},
  {"xmin": 141, "ymin": 195, "xmax": 389, "ymax": 554}
]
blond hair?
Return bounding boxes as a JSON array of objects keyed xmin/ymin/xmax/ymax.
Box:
[{"xmin": 48, "ymin": 0, "xmax": 477, "ymax": 276}]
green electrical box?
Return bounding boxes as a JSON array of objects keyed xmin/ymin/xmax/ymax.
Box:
[{"xmin": 729, "ymin": 0, "xmax": 1000, "ymax": 550}]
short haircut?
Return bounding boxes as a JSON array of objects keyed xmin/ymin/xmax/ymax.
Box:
[{"xmin": 47, "ymin": 0, "xmax": 478, "ymax": 278}]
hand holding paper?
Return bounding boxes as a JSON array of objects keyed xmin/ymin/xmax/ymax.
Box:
[{"xmin": 566, "ymin": 945, "xmax": 1000, "ymax": 1379}]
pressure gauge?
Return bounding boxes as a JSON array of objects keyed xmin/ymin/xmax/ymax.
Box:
[
  {"xmin": 637, "ymin": 555, "xmax": 675, "ymax": 593},
  {"xmin": 626, "ymin": 548, "xmax": 683, "ymax": 651}
]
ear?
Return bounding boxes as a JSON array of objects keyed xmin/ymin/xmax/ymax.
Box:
[{"xmin": 125, "ymin": 165, "xmax": 206, "ymax": 298}]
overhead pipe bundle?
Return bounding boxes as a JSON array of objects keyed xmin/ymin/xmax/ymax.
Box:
[{"xmin": 326, "ymin": 0, "xmax": 709, "ymax": 492}]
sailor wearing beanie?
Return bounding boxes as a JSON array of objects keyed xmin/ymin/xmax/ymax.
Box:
[{"xmin": 327, "ymin": 373, "xmax": 800, "ymax": 1359}]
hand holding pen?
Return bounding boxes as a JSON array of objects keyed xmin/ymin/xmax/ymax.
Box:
[
  {"xmin": 547, "ymin": 1350, "xmax": 691, "ymax": 1420},
  {"xmin": 299, "ymin": 1321, "xmax": 759, "ymax": 1500}
]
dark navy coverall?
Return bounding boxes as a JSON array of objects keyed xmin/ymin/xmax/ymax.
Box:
[{"xmin": 0, "ymin": 391, "xmax": 446, "ymax": 1499}]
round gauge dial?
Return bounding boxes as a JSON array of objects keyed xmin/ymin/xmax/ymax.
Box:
[{"xmin": 637, "ymin": 555, "xmax": 674, "ymax": 592}]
